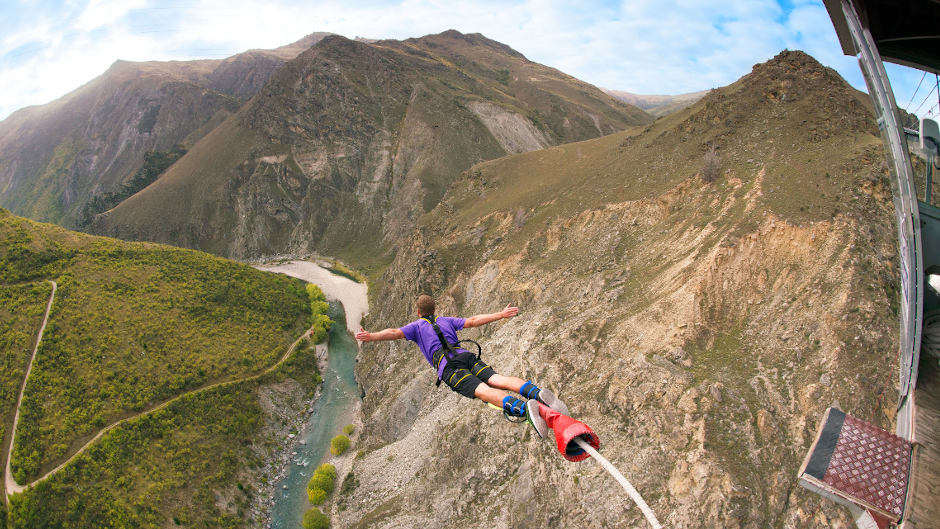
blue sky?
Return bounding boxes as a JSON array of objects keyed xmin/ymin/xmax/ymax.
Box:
[{"xmin": 0, "ymin": 0, "xmax": 935, "ymax": 121}]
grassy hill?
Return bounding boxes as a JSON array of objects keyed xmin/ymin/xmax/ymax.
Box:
[
  {"xmin": 347, "ymin": 50, "xmax": 900, "ymax": 528},
  {"xmin": 0, "ymin": 209, "xmax": 327, "ymax": 528},
  {"xmin": 91, "ymin": 31, "xmax": 651, "ymax": 266}
]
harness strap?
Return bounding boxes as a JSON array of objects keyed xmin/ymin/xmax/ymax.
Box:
[{"xmin": 422, "ymin": 315, "xmax": 460, "ymax": 387}]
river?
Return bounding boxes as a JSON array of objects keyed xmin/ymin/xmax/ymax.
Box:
[{"xmin": 254, "ymin": 261, "xmax": 367, "ymax": 529}]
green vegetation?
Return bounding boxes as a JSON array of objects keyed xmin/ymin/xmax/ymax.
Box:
[
  {"xmin": 325, "ymin": 261, "xmax": 366, "ymax": 284},
  {"xmin": 306, "ymin": 463, "xmax": 337, "ymax": 508},
  {"xmin": 8, "ymin": 341, "xmax": 320, "ymax": 529},
  {"xmin": 342, "ymin": 424, "xmax": 355, "ymax": 435},
  {"xmin": 307, "ymin": 284, "xmax": 332, "ymax": 343},
  {"xmin": 12, "ymin": 233, "xmax": 312, "ymax": 481},
  {"xmin": 0, "ymin": 209, "xmax": 328, "ymax": 527},
  {"xmin": 302, "ymin": 507, "xmax": 330, "ymax": 529},
  {"xmin": 307, "ymin": 487, "xmax": 327, "ymax": 505},
  {"xmin": 0, "ymin": 281, "xmax": 52, "ymax": 492},
  {"xmin": 307, "ymin": 463, "xmax": 336, "ymax": 494},
  {"xmin": 329, "ymin": 434, "xmax": 350, "ymax": 456},
  {"xmin": 9, "ymin": 327, "xmax": 322, "ymax": 529}
]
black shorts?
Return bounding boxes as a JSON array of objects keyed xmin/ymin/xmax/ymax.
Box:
[{"xmin": 436, "ymin": 351, "xmax": 495, "ymax": 399}]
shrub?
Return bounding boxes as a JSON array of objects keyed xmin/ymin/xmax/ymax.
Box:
[
  {"xmin": 330, "ymin": 434, "xmax": 350, "ymax": 456},
  {"xmin": 305, "ymin": 284, "xmax": 332, "ymax": 342},
  {"xmin": 325, "ymin": 261, "xmax": 365, "ymax": 283},
  {"xmin": 702, "ymin": 147, "xmax": 721, "ymax": 183},
  {"xmin": 310, "ymin": 314, "xmax": 332, "ymax": 344},
  {"xmin": 314, "ymin": 463, "xmax": 336, "ymax": 480},
  {"xmin": 307, "ymin": 487, "xmax": 326, "ymax": 505},
  {"xmin": 302, "ymin": 507, "xmax": 330, "ymax": 529},
  {"xmin": 340, "ymin": 472, "xmax": 359, "ymax": 496},
  {"xmin": 342, "ymin": 424, "xmax": 355, "ymax": 435},
  {"xmin": 308, "ymin": 472, "xmax": 334, "ymax": 494}
]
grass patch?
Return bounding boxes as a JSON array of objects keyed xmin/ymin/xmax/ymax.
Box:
[
  {"xmin": 325, "ymin": 260, "xmax": 366, "ymax": 284},
  {"xmin": 0, "ymin": 281, "xmax": 53, "ymax": 477},
  {"xmin": 8, "ymin": 336, "xmax": 322, "ymax": 529}
]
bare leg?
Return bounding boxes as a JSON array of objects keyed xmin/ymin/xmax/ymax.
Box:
[
  {"xmin": 486, "ymin": 374, "xmax": 526, "ymax": 394},
  {"xmin": 474, "ymin": 383, "xmax": 510, "ymax": 407}
]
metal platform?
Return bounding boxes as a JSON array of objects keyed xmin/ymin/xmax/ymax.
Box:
[{"xmin": 799, "ymin": 408, "xmax": 912, "ymax": 525}]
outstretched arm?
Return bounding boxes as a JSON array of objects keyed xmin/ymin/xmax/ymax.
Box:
[
  {"xmin": 356, "ymin": 327, "xmax": 405, "ymax": 342},
  {"xmin": 463, "ymin": 303, "xmax": 519, "ymax": 328}
]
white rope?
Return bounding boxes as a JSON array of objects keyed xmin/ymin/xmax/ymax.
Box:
[{"xmin": 574, "ymin": 437, "xmax": 663, "ymax": 529}]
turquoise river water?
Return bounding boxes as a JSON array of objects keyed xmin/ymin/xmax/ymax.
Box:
[{"xmin": 269, "ymin": 301, "xmax": 359, "ymax": 529}]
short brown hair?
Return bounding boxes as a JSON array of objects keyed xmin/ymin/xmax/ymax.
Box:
[{"xmin": 416, "ymin": 295, "xmax": 435, "ymax": 316}]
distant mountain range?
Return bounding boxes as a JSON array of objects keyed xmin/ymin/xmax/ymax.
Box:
[
  {"xmin": 0, "ymin": 33, "xmax": 334, "ymax": 229},
  {"xmin": 603, "ymin": 88, "xmax": 710, "ymax": 117}
]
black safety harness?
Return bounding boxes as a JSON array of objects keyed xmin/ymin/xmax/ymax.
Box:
[{"xmin": 421, "ymin": 314, "xmax": 482, "ymax": 387}]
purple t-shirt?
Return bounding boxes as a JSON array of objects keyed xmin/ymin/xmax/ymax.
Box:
[{"xmin": 400, "ymin": 316, "xmax": 467, "ymax": 366}]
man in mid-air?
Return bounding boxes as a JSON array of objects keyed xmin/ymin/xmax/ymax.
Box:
[{"xmin": 355, "ymin": 295, "xmax": 567, "ymax": 435}]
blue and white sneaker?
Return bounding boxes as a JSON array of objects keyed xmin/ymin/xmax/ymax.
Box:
[
  {"xmin": 536, "ymin": 388, "xmax": 569, "ymax": 416},
  {"xmin": 526, "ymin": 399, "xmax": 549, "ymax": 439}
]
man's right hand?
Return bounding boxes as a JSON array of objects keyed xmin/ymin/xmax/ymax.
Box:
[{"xmin": 355, "ymin": 328, "xmax": 371, "ymax": 341}]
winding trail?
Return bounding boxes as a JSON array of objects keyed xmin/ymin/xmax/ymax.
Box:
[
  {"xmin": 3, "ymin": 280, "xmax": 313, "ymax": 499},
  {"xmin": 4, "ymin": 280, "xmax": 56, "ymax": 498}
]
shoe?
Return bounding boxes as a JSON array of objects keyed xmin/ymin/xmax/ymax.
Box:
[
  {"xmin": 536, "ymin": 388, "xmax": 569, "ymax": 416},
  {"xmin": 526, "ymin": 399, "xmax": 549, "ymax": 440}
]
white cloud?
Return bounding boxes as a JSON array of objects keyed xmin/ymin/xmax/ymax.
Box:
[
  {"xmin": 74, "ymin": 0, "xmax": 148, "ymax": 32},
  {"xmin": 0, "ymin": 0, "xmax": 931, "ymax": 121}
]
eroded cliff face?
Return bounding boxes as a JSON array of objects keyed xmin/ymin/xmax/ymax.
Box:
[
  {"xmin": 344, "ymin": 51, "xmax": 899, "ymax": 528},
  {"xmin": 90, "ymin": 32, "xmax": 651, "ymax": 261}
]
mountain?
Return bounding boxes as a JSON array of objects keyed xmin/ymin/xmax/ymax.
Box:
[
  {"xmin": 345, "ymin": 50, "xmax": 898, "ymax": 528},
  {"xmin": 0, "ymin": 33, "xmax": 332, "ymax": 229},
  {"xmin": 0, "ymin": 208, "xmax": 327, "ymax": 528},
  {"xmin": 88, "ymin": 31, "xmax": 652, "ymax": 262},
  {"xmin": 604, "ymin": 88, "xmax": 710, "ymax": 117}
]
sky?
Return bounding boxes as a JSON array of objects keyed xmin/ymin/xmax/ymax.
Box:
[{"xmin": 0, "ymin": 0, "xmax": 936, "ymax": 122}]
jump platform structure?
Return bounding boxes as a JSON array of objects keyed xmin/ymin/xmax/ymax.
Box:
[
  {"xmin": 798, "ymin": 408, "xmax": 913, "ymax": 528},
  {"xmin": 815, "ymin": 1, "xmax": 940, "ymax": 526}
]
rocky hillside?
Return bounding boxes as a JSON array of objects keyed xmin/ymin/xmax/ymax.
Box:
[
  {"xmin": 346, "ymin": 50, "xmax": 899, "ymax": 528},
  {"xmin": 0, "ymin": 33, "xmax": 331, "ymax": 229},
  {"xmin": 89, "ymin": 31, "xmax": 651, "ymax": 263}
]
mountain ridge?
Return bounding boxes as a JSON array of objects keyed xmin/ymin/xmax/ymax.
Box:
[
  {"xmin": 0, "ymin": 33, "xmax": 333, "ymax": 228},
  {"xmin": 89, "ymin": 30, "xmax": 652, "ymax": 263}
]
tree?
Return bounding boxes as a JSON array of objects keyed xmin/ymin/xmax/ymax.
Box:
[
  {"xmin": 330, "ymin": 434, "xmax": 350, "ymax": 456},
  {"xmin": 302, "ymin": 508, "xmax": 330, "ymax": 529},
  {"xmin": 307, "ymin": 488, "xmax": 326, "ymax": 505},
  {"xmin": 308, "ymin": 472, "xmax": 334, "ymax": 494}
]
